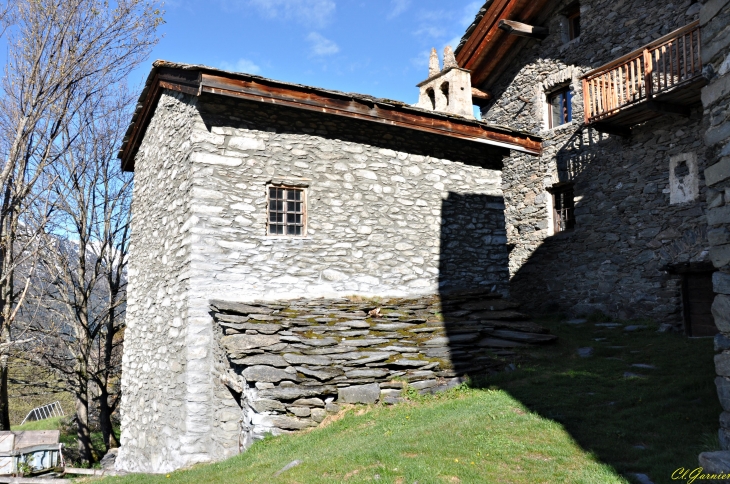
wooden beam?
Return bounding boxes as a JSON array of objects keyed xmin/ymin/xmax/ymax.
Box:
[
  {"xmin": 498, "ymin": 19, "xmax": 548, "ymax": 40},
  {"xmin": 591, "ymin": 122, "xmax": 631, "ymax": 138},
  {"xmin": 646, "ymin": 100, "xmax": 691, "ymax": 117},
  {"xmin": 471, "ymin": 87, "xmax": 493, "ymax": 107}
]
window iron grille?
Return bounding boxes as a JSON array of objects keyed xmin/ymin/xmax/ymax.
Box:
[{"xmin": 268, "ymin": 186, "xmax": 305, "ymax": 236}]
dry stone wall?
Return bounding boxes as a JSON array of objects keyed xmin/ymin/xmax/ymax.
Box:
[
  {"xmin": 698, "ymin": 0, "xmax": 730, "ymax": 473},
  {"xmin": 480, "ymin": 0, "xmax": 710, "ymax": 323},
  {"xmin": 210, "ymin": 291, "xmax": 555, "ymax": 439}
]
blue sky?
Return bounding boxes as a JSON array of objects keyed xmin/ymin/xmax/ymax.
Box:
[{"xmin": 135, "ymin": 0, "xmax": 484, "ymax": 105}]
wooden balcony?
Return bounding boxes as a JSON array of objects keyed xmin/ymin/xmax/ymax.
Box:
[{"xmin": 582, "ymin": 21, "xmax": 706, "ymax": 135}]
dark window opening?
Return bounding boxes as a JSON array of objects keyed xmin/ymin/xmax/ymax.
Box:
[
  {"xmin": 548, "ymin": 184, "xmax": 575, "ymax": 233},
  {"xmin": 567, "ymin": 6, "xmax": 580, "ymax": 40},
  {"xmin": 682, "ymin": 271, "xmax": 717, "ymax": 337},
  {"xmin": 675, "ymin": 160, "xmax": 690, "ymax": 181},
  {"xmin": 426, "ymin": 88, "xmax": 436, "ymax": 109},
  {"xmin": 441, "ymin": 82, "xmax": 450, "ymax": 106},
  {"xmin": 268, "ymin": 186, "xmax": 305, "ymax": 236},
  {"xmin": 548, "ymin": 87, "xmax": 573, "ymax": 128}
]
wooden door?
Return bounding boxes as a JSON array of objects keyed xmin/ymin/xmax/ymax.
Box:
[{"xmin": 684, "ymin": 272, "xmax": 717, "ymax": 337}]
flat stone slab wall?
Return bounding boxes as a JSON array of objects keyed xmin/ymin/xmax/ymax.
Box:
[{"xmin": 211, "ymin": 291, "xmax": 556, "ymax": 439}]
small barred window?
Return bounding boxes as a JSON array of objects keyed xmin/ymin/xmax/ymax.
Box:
[
  {"xmin": 268, "ymin": 187, "xmax": 305, "ymax": 236},
  {"xmin": 549, "ymin": 184, "xmax": 575, "ymax": 233}
]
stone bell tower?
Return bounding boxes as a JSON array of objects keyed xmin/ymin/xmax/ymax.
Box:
[{"xmin": 416, "ymin": 46, "xmax": 474, "ymax": 117}]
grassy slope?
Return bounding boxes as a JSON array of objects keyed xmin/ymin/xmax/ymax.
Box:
[
  {"xmin": 11, "ymin": 416, "xmax": 64, "ymax": 431},
  {"xmin": 100, "ymin": 317, "xmax": 720, "ymax": 484},
  {"xmin": 105, "ymin": 387, "xmax": 626, "ymax": 484}
]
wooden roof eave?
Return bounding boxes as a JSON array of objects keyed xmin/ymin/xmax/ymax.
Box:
[
  {"xmin": 456, "ymin": 0, "xmax": 555, "ymax": 88},
  {"xmin": 119, "ymin": 64, "xmax": 542, "ymax": 172}
]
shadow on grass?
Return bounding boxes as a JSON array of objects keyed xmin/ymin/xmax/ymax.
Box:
[{"xmin": 465, "ymin": 318, "xmax": 720, "ymax": 484}]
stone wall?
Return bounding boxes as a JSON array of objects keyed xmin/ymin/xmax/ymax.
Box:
[
  {"xmin": 210, "ymin": 291, "xmax": 555, "ymax": 440},
  {"xmin": 117, "ymin": 92, "xmax": 200, "ymax": 473},
  {"xmin": 480, "ymin": 0, "xmax": 710, "ymax": 323},
  {"xmin": 186, "ymin": 94, "xmax": 510, "ymax": 302},
  {"xmin": 698, "ymin": 0, "xmax": 730, "ymax": 473}
]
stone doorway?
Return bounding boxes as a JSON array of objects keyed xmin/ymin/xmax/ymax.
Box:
[{"xmin": 677, "ymin": 263, "xmax": 717, "ymax": 337}]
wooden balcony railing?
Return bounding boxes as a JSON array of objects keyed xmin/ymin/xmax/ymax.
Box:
[{"xmin": 582, "ymin": 21, "xmax": 702, "ymax": 124}]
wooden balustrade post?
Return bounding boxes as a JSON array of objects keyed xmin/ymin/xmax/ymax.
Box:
[
  {"xmin": 643, "ymin": 48, "xmax": 653, "ymax": 99},
  {"xmin": 582, "ymin": 78, "xmax": 590, "ymax": 123}
]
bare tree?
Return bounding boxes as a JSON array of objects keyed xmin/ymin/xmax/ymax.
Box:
[
  {"xmin": 0, "ymin": 0, "xmax": 161, "ymax": 435},
  {"xmin": 28, "ymin": 87, "xmax": 134, "ymax": 463}
]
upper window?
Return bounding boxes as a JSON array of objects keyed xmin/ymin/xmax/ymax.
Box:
[
  {"xmin": 548, "ymin": 87, "xmax": 573, "ymax": 128},
  {"xmin": 549, "ymin": 184, "xmax": 575, "ymax": 233},
  {"xmin": 565, "ymin": 4, "xmax": 580, "ymax": 40},
  {"xmin": 268, "ymin": 186, "xmax": 305, "ymax": 236}
]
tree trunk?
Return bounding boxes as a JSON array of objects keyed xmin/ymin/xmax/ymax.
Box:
[
  {"xmin": 75, "ymin": 373, "xmax": 94, "ymax": 464},
  {"xmin": 0, "ymin": 353, "xmax": 9, "ymax": 430},
  {"xmin": 98, "ymin": 386, "xmax": 119, "ymax": 450}
]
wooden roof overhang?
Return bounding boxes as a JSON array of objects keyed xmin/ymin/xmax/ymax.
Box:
[
  {"xmin": 455, "ymin": 0, "xmax": 554, "ymax": 89},
  {"xmin": 118, "ymin": 61, "xmax": 543, "ymax": 172}
]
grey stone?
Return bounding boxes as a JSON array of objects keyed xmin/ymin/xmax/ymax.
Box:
[
  {"xmin": 623, "ymin": 372, "xmax": 647, "ymax": 379},
  {"xmin": 577, "ymin": 347, "xmax": 594, "ymax": 358},
  {"xmin": 338, "ymin": 383, "xmax": 381, "ymax": 404},
  {"xmin": 631, "ymin": 364, "xmax": 657, "ymax": 370},
  {"xmin": 325, "ymin": 403, "xmax": 341, "ymax": 413},
  {"xmin": 251, "ymin": 399, "xmax": 286, "ymax": 413},
  {"xmin": 409, "ymin": 380, "xmax": 438, "ymax": 390},
  {"xmin": 709, "ymin": 206, "xmax": 730, "ymax": 227},
  {"xmin": 371, "ymin": 323, "xmax": 416, "ymax": 331},
  {"xmin": 232, "ymin": 354, "xmax": 289, "ymax": 367},
  {"xmin": 628, "ymin": 474, "xmax": 654, "ymax": 484},
  {"xmin": 311, "ymin": 408, "xmax": 327, "ymax": 423},
  {"xmin": 707, "ymin": 157, "xmax": 730, "ymax": 188},
  {"xmin": 292, "ymin": 398, "xmax": 324, "ymax": 407},
  {"xmin": 283, "ymin": 353, "xmax": 333, "ymax": 366},
  {"xmin": 624, "ymin": 325, "xmax": 648, "ymax": 332},
  {"xmin": 211, "ymin": 301, "xmax": 274, "ymax": 315},
  {"xmin": 341, "ymin": 338, "xmax": 388, "ymax": 347},
  {"xmin": 715, "ymin": 272, "xmax": 730, "ymax": 295},
  {"xmin": 222, "ymin": 334, "xmax": 281, "ymax": 353},
  {"xmin": 718, "ymin": 377, "xmax": 730, "ymax": 412},
  {"xmin": 565, "ymin": 319, "xmax": 587, "ymax": 325},
  {"xmin": 288, "ymin": 406, "xmax": 311, "ymax": 418},
  {"xmin": 345, "ymin": 369, "xmax": 389, "ymax": 378},
  {"xmin": 699, "ymin": 451, "xmax": 730, "ymax": 474},
  {"xmin": 243, "ymin": 365, "xmax": 297, "ymax": 383},
  {"xmin": 714, "ymin": 296, "xmax": 730, "ymax": 332},
  {"xmin": 389, "ymin": 359, "xmax": 431, "ymax": 368},
  {"xmin": 269, "ymin": 416, "xmax": 316, "ymax": 430},
  {"xmin": 711, "ymin": 245, "xmax": 730, "ymax": 269},
  {"xmin": 485, "ymin": 329, "xmax": 557, "ymax": 344},
  {"xmin": 298, "ymin": 337, "xmax": 339, "ymax": 347},
  {"xmin": 296, "ymin": 366, "xmax": 345, "ymax": 380},
  {"xmin": 717, "ymin": 334, "xmax": 730, "ymax": 352},
  {"xmin": 260, "ymin": 386, "xmax": 337, "ymax": 401},
  {"xmin": 719, "ymin": 354, "xmax": 730, "ymax": 377}
]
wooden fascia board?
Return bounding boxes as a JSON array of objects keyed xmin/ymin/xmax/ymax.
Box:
[{"xmin": 199, "ymin": 73, "xmax": 542, "ymax": 155}]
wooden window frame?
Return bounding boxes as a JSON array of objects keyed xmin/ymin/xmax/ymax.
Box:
[
  {"xmin": 547, "ymin": 183, "xmax": 576, "ymax": 233},
  {"xmin": 548, "ymin": 86, "xmax": 573, "ymax": 128},
  {"xmin": 567, "ymin": 10, "xmax": 580, "ymax": 40},
  {"xmin": 267, "ymin": 185, "xmax": 307, "ymax": 237}
]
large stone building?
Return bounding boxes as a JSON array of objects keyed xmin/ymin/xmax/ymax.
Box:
[{"xmin": 115, "ymin": 0, "xmax": 730, "ymax": 474}]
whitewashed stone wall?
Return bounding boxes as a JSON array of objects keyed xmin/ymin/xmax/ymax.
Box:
[
  {"xmin": 118, "ymin": 90, "xmax": 511, "ymax": 472},
  {"xmin": 186, "ymin": 95, "xmax": 509, "ymax": 302},
  {"xmin": 479, "ymin": 0, "xmax": 710, "ymax": 323}
]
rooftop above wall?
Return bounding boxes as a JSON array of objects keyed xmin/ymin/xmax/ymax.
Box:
[{"xmin": 118, "ymin": 60, "xmax": 543, "ymax": 172}]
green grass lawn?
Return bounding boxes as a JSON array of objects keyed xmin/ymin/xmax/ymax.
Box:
[
  {"xmin": 98, "ymin": 316, "xmax": 720, "ymax": 484},
  {"xmin": 11, "ymin": 416, "xmax": 64, "ymax": 431},
  {"xmin": 104, "ymin": 386, "xmax": 626, "ymax": 484}
]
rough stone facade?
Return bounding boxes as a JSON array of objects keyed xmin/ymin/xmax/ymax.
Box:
[
  {"xmin": 210, "ymin": 292, "xmax": 554, "ymax": 442},
  {"xmin": 118, "ymin": 90, "xmax": 514, "ymax": 472},
  {"xmin": 698, "ymin": 0, "xmax": 730, "ymax": 472},
  {"xmin": 479, "ymin": 0, "xmax": 711, "ymax": 323}
]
